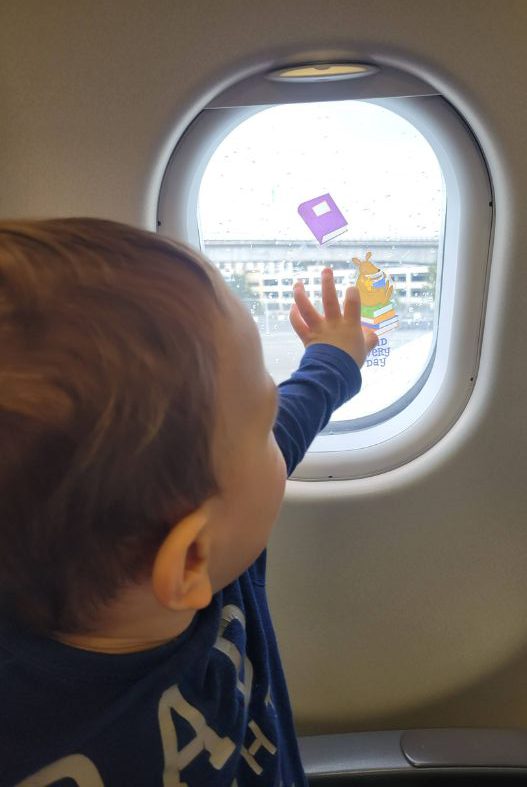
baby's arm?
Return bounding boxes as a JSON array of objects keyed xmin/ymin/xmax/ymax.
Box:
[{"xmin": 273, "ymin": 269, "xmax": 378, "ymax": 476}]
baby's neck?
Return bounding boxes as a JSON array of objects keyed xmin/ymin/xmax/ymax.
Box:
[
  {"xmin": 54, "ymin": 632, "xmax": 181, "ymax": 653},
  {"xmin": 53, "ymin": 581, "xmax": 196, "ymax": 654}
]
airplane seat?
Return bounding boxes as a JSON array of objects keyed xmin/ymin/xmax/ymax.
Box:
[{"xmin": 299, "ymin": 728, "xmax": 527, "ymax": 785}]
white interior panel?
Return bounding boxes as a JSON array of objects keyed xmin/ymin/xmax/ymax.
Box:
[{"xmin": 1, "ymin": 0, "xmax": 526, "ymax": 734}]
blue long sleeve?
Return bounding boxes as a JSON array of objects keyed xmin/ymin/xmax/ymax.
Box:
[{"xmin": 272, "ymin": 343, "xmax": 362, "ymax": 476}]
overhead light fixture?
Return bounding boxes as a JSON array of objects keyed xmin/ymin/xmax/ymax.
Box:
[{"xmin": 266, "ymin": 63, "xmax": 378, "ymax": 83}]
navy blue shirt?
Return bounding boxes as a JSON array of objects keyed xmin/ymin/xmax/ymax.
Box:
[{"xmin": 0, "ymin": 344, "xmax": 361, "ymax": 787}]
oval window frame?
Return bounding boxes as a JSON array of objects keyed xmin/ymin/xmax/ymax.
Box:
[{"xmin": 157, "ymin": 71, "xmax": 493, "ymax": 481}]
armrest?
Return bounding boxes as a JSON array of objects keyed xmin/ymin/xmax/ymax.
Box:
[
  {"xmin": 298, "ymin": 728, "xmax": 527, "ymax": 785},
  {"xmin": 401, "ymin": 728, "xmax": 527, "ymax": 766}
]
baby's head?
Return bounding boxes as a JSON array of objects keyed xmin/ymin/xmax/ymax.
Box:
[{"xmin": 0, "ymin": 218, "xmax": 285, "ymax": 638}]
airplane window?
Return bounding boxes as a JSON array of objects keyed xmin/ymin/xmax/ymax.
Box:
[
  {"xmin": 198, "ymin": 101, "xmax": 446, "ymax": 425},
  {"xmin": 158, "ymin": 74, "xmax": 492, "ymax": 478}
]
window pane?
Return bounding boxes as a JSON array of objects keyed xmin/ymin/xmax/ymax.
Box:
[{"xmin": 198, "ymin": 101, "xmax": 446, "ymax": 423}]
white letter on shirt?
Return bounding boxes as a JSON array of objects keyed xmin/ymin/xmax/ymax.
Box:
[
  {"xmin": 159, "ymin": 685, "xmax": 236, "ymax": 787},
  {"xmin": 16, "ymin": 754, "xmax": 104, "ymax": 787}
]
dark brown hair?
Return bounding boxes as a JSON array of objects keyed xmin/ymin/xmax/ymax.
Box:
[{"xmin": 0, "ymin": 218, "xmax": 223, "ymax": 635}]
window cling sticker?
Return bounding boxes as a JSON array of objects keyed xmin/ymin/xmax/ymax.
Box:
[{"xmin": 352, "ymin": 251, "xmax": 399, "ymax": 337}]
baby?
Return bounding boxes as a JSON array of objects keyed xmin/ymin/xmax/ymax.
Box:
[{"xmin": 0, "ymin": 218, "xmax": 377, "ymax": 786}]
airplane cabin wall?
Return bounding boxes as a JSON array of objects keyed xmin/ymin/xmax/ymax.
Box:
[{"xmin": 1, "ymin": 0, "xmax": 527, "ymax": 734}]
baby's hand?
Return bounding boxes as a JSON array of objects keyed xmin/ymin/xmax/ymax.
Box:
[{"xmin": 290, "ymin": 268, "xmax": 378, "ymax": 368}]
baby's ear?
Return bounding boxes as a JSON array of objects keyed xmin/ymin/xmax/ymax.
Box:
[
  {"xmin": 352, "ymin": 257, "xmax": 360, "ymax": 265},
  {"xmin": 151, "ymin": 507, "xmax": 213, "ymax": 612}
]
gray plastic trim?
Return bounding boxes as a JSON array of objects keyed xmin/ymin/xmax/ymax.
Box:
[
  {"xmin": 401, "ymin": 728, "xmax": 527, "ymax": 768},
  {"xmin": 298, "ymin": 730, "xmax": 527, "ymax": 779},
  {"xmin": 298, "ymin": 731, "xmax": 409, "ymax": 776}
]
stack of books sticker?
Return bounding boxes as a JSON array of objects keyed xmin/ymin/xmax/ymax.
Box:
[
  {"xmin": 353, "ymin": 254, "xmax": 399, "ymax": 337},
  {"xmin": 361, "ymin": 299, "xmax": 399, "ymax": 336}
]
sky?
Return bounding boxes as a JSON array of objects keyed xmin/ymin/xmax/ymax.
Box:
[{"xmin": 198, "ymin": 100, "xmax": 446, "ymax": 242}]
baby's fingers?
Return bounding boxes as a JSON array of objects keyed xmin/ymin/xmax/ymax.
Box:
[
  {"xmin": 293, "ymin": 281, "xmax": 323, "ymax": 329},
  {"xmin": 289, "ymin": 302, "xmax": 310, "ymax": 344},
  {"xmin": 321, "ymin": 268, "xmax": 341, "ymax": 321},
  {"xmin": 343, "ymin": 286, "xmax": 361, "ymax": 323},
  {"xmin": 364, "ymin": 327, "xmax": 379, "ymax": 353}
]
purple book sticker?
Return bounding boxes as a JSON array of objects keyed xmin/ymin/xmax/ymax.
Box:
[{"xmin": 297, "ymin": 193, "xmax": 348, "ymax": 244}]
